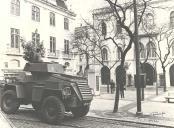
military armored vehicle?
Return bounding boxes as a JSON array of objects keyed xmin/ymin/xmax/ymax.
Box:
[{"xmin": 0, "ymin": 62, "xmax": 93, "ymax": 124}]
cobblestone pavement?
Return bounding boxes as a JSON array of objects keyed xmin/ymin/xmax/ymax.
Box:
[
  {"xmin": 2, "ymin": 107, "xmax": 168, "ymax": 128},
  {"xmin": 1, "ymin": 86, "xmax": 174, "ymax": 128}
]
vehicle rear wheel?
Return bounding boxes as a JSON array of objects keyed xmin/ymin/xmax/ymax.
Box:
[
  {"xmin": 1, "ymin": 90, "xmax": 20, "ymax": 114},
  {"xmin": 41, "ymin": 96, "xmax": 65, "ymax": 124},
  {"xmin": 71, "ymin": 105, "xmax": 90, "ymax": 118}
]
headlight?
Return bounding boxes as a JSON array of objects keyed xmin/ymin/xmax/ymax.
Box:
[
  {"xmin": 90, "ymin": 88, "xmax": 95, "ymax": 96},
  {"xmin": 0, "ymin": 81, "xmax": 5, "ymax": 88},
  {"xmin": 62, "ymin": 87, "xmax": 71, "ymax": 96}
]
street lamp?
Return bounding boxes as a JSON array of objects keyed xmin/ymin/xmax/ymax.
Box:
[{"xmin": 133, "ymin": 0, "xmax": 142, "ymax": 115}]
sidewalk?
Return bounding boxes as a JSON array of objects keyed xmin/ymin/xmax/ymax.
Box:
[
  {"xmin": 0, "ymin": 111, "xmax": 14, "ymax": 128},
  {"xmin": 0, "ymin": 88, "xmax": 14, "ymax": 128},
  {"xmin": 88, "ymin": 87, "xmax": 174, "ymax": 127}
]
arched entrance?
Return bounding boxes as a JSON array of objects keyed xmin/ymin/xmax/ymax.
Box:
[
  {"xmin": 101, "ymin": 66, "xmax": 110, "ymax": 93},
  {"xmin": 115, "ymin": 65, "xmax": 126, "ymax": 86},
  {"xmin": 101, "ymin": 66, "xmax": 110, "ymax": 85},
  {"xmin": 141, "ymin": 63, "xmax": 156, "ymax": 85},
  {"xmin": 170, "ymin": 64, "xmax": 174, "ymax": 86}
]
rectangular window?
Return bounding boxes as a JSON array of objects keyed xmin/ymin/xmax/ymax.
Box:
[
  {"xmin": 50, "ymin": 12, "xmax": 55, "ymax": 26},
  {"xmin": 11, "ymin": 28, "xmax": 20, "ymax": 48},
  {"xmin": 32, "ymin": 6, "xmax": 40, "ymax": 22},
  {"xmin": 170, "ymin": 12, "xmax": 174, "ymax": 28},
  {"xmin": 11, "ymin": 0, "xmax": 20, "ymax": 16},
  {"xmin": 32, "ymin": 32, "xmax": 40, "ymax": 44},
  {"xmin": 64, "ymin": 39, "xmax": 69, "ymax": 54},
  {"xmin": 50, "ymin": 36, "xmax": 56, "ymax": 53},
  {"xmin": 64, "ymin": 18, "xmax": 69, "ymax": 30}
]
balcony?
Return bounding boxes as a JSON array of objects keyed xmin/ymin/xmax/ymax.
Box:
[
  {"xmin": 61, "ymin": 51, "xmax": 77, "ymax": 60},
  {"xmin": 6, "ymin": 48, "xmax": 22, "ymax": 56},
  {"xmin": 47, "ymin": 49, "xmax": 60, "ymax": 58}
]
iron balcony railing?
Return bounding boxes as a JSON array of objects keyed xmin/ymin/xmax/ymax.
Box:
[
  {"xmin": 47, "ymin": 49, "xmax": 60, "ymax": 58},
  {"xmin": 6, "ymin": 48, "xmax": 22, "ymax": 55},
  {"xmin": 47, "ymin": 49, "xmax": 78, "ymax": 59},
  {"xmin": 61, "ymin": 51, "xmax": 78, "ymax": 59}
]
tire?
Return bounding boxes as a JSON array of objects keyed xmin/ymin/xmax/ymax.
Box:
[
  {"xmin": 41, "ymin": 96, "xmax": 65, "ymax": 124},
  {"xmin": 71, "ymin": 105, "xmax": 90, "ymax": 118},
  {"xmin": 1, "ymin": 90, "xmax": 20, "ymax": 114},
  {"xmin": 32, "ymin": 102, "xmax": 41, "ymax": 111}
]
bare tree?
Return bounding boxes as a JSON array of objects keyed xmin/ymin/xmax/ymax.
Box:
[
  {"xmin": 73, "ymin": 25, "xmax": 120, "ymax": 92},
  {"xmin": 98, "ymin": 0, "xmax": 148, "ymax": 113},
  {"xmin": 73, "ymin": 25, "xmax": 120, "ymax": 70},
  {"xmin": 150, "ymin": 26, "xmax": 174, "ymax": 92},
  {"xmin": 74, "ymin": 0, "xmax": 150, "ymax": 112},
  {"xmin": 73, "ymin": 26, "xmax": 95, "ymax": 75}
]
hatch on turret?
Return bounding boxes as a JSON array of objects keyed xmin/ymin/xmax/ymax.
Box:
[{"xmin": 24, "ymin": 62, "xmax": 64, "ymax": 73}]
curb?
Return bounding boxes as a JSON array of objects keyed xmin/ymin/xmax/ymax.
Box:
[{"xmin": 87, "ymin": 115, "xmax": 174, "ymax": 128}]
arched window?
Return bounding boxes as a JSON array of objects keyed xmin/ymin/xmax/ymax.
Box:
[
  {"xmin": 140, "ymin": 43, "xmax": 145, "ymax": 58},
  {"xmin": 170, "ymin": 11, "xmax": 174, "ymax": 28},
  {"xmin": 146, "ymin": 42, "xmax": 156, "ymax": 58},
  {"xmin": 11, "ymin": 0, "xmax": 20, "ymax": 16},
  {"xmin": 145, "ymin": 13, "xmax": 154, "ymax": 29},
  {"xmin": 102, "ymin": 48, "xmax": 108, "ymax": 61},
  {"xmin": 101, "ymin": 21, "xmax": 107, "ymax": 36},
  {"xmin": 146, "ymin": 13, "xmax": 154, "ymax": 25}
]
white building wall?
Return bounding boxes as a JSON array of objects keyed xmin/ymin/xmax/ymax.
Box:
[{"xmin": 0, "ymin": 0, "xmax": 78, "ymax": 77}]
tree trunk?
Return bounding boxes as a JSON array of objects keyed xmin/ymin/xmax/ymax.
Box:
[
  {"xmin": 113, "ymin": 82, "xmax": 120, "ymax": 112},
  {"xmin": 107, "ymin": 84, "xmax": 110, "ymax": 93},
  {"xmin": 86, "ymin": 53, "xmax": 89, "ymax": 67},
  {"xmin": 163, "ymin": 68, "xmax": 167, "ymax": 92},
  {"xmin": 83, "ymin": 53, "xmax": 90, "ymax": 77},
  {"xmin": 113, "ymin": 61, "xmax": 125, "ymax": 113}
]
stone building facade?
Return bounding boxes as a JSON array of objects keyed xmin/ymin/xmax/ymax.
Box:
[
  {"xmin": 0, "ymin": 0, "xmax": 79, "ymax": 78},
  {"xmin": 77, "ymin": 0, "xmax": 174, "ymax": 94}
]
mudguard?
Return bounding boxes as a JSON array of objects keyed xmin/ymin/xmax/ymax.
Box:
[
  {"xmin": 32, "ymin": 85, "xmax": 44, "ymax": 102},
  {"xmin": 15, "ymin": 84, "xmax": 25, "ymax": 98}
]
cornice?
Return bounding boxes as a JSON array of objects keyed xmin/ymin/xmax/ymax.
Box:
[
  {"xmin": 25, "ymin": 0, "xmax": 76, "ymax": 17},
  {"xmin": 93, "ymin": 0, "xmax": 173, "ymax": 16}
]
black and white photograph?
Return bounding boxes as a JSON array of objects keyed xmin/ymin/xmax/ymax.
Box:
[{"xmin": 0, "ymin": 0, "xmax": 174, "ymax": 127}]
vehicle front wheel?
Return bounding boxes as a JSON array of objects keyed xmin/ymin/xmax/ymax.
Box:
[
  {"xmin": 71, "ymin": 105, "xmax": 90, "ymax": 118},
  {"xmin": 41, "ymin": 96, "xmax": 65, "ymax": 124},
  {"xmin": 1, "ymin": 90, "xmax": 20, "ymax": 114}
]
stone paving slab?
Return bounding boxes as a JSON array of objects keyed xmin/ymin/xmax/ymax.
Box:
[{"xmin": 88, "ymin": 90, "xmax": 174, "ymax": 128}]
